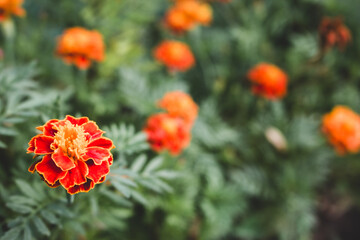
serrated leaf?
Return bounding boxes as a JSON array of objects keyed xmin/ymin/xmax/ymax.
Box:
[
  {"xmin": 100, "ymin": 189, "xmax": 133, "ymax": 207},
  {"xmin": 6, "ymin": 203, "xmax": 33, "ymax": 214},
  {"xmin": 40, "ymin": 210, "xmax": 59, "ymax": 225},
  {"xmin": 130, "ymin": 154, "xmax": 147, "ymax": 172},
  {"xmin": 143, "ymin": 156, "xmax": 163, "ymax": 175},
  {"xmin": 15, "ymin": 180, "xmax": 41, "ymax": 202},
  {"xmin": 131, "ymin": 191, "xmax": 148, "ymax": 206},
  {"xmin": 23, "ymin": 224, "xmax": 32, "ymax": 240},
  {"xmin": 155, "ymin": 170, "xmax": 179, "ymax": 179},
  {"xmin": 0, "ymin": 127, "xmax": 17, "ymax": 136},
  {"xmin": 33, "ymin": 216, "xmax": 50, "ymax": 236},
  {"xmin": 9, "ymin": 196, "xmax": 37, "ymax": 206},
  {"xmin": 112, "ymin": 181, "xmax": 131, "ymax": 198},
  {"xmin": 0, "ymin": 226, "xmax": 22, "ymax": 240}
]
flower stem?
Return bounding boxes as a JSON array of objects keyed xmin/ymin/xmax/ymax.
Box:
[
  {"xmin": 1, "ymin": 19, "xmax": 15, "ymax": 64},
  {"xmin": 66, "ymin": 191, "xmax": 75, "ymax": 205}
]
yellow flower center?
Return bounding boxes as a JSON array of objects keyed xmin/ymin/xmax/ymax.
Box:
[
  {"xmin": 53, "ymin": 121, "xmax": 89, "ymax": 160},
  {"xmin": 162, "ymin": 118, "xmax": 177, "ymax": 135}
]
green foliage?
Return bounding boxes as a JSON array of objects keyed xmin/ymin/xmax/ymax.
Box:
[{"xmin": 2, "ymin": 0, "xmax": 360, "ymax": 239}]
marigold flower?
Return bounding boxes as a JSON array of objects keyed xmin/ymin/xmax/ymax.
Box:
[
  {"xmin": 165, "ymin": 0, "xmax": 212, "ymax": 33},
  {"xmin": 143, "ymin": 113, "xmax": 191, "ymax": 155},
  {"xmin": 322, "ymin": 106, "xmax": 360, "ymax": 155},
  {"xmin": 154, "ymin": 40, "xmax": 195, "ymax": 72},
  {"xmin": 27, "ymin": 115, "xmax": 114, "ymax": 195},
  {"xmin": 0, "ymin": 0, "xmax": 25, "ymax": 21},
  {"xmin": 158, "ymin": 91, "xmax": 198, "ymax": 126},
  {"xmin": 247, "ymin": 63, "xmax": 288, "ymax": 100},
  {"xmin": 319, "ymin": 17, "xmax": 351, "ymax": 51},
  {"xmin": 56, "ymin": 27, "xmax": 105, "ymax": 69}
]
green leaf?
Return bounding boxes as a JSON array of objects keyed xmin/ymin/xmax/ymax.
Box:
[
  {"xmin": 130, "ymin": 154, "xmax": 147, "ymax": 172},
  {"xmin": 0, "ymin": 227, "xmax": 22, "ymax": 240},
  {"xmin": 131, "ymin": 191, "xmax": 148, "ymax": 206},
  {"xmin": 14, "ymin": 180, "xmax": 41, "ymax": 202},
  {"xmin": 6, "ymin": 203, "xmax": 33, "ymax": 214},
  {"xmin": 143, "ymin": 156, "xmax": 163, "ymax": 174},
  {"xmin": 33, "ymin": 216, "xmax": 50, "ymax": 236},
  {"xmin": 112, "ymin": 181, "xmax": 131, "ymax": 198},
  {"xmin": 22, "ymin": 224, "xmax": 32, "ymax": 240},
  {"xmin": 40, "ymin": 210, "xmax": 59, "ymax": 225}
]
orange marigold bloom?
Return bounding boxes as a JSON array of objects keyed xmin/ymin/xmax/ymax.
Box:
[
  {"xmin": 154, "ymin": 40, "xmax": 195, "ymax": 72},
  {"xmin": 143, "ymin": 113, "xmax": 191, "ymax": 155},
  {"xmin": 158, "ymin": 91, "xmax": 198, "ymax": 126},
  {"xmin": 247, "ymin": 63, "xmax": 288, "ymax": 100},
  {"xmin": 0, "ymin": 0, "xmax": 25, "ymax": 21},
  {"xmin": 56, "ymin": 27, "xmax": 105, "ymax": 70},
  {"xmin": 27, "ymin": 115, "xmax": 114, "ymax": 195},
  {"xmin": 319, "ymin": 17, "xmax": 351, "ymax": 51},
  {"xmin": 322, "ymin": 106, "xmax": 360, "ymax": 155},
  {"xmin": 165, "ymin": 0, "xmax": 212, "ymax": 33}
]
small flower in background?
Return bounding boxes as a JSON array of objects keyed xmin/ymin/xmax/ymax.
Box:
[
  {"xmin": 247, "ymin": 63, "xmax": 288, "ymax": 100},
  {"xmin": 165, "ymin": 0, "xmax": 212, "ymax": 33},
  {"xmin": 27, "ymin": 115, "xmax": 114, "ymax": 195},
  {"xmin": 319, "ymin": 16, "xmax": 351, "ymax": 51},
  {"xmin": 154, "ymin": 40, "xmax": 195, "ymax": 72},
  {"xmin": 143, "ymin": 113, "xmax": 191, "ymax": 156},
  {"xmin": 158, "ymin": 91, "xmax": 198, "ymax": 127},
  {"xmin": 0, "ymin": 0, "xmax": 25, "ymax": 21},
  {"xmin": 322, "ymin": 106, "xmax": 360, "ymax": 155},
  {"xmin": 56, "ymin": 27, "xmax": 105, "ymax": 69}
]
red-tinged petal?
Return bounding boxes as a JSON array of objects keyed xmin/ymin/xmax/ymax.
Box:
[
  {"xmin": 59, "ymin": 160, "xmax": 88, "ymax": 189},
  {"xmin": 87, "ymin": 137, "xmax": 114, "ymax": 149},
  {"xmin": 52, "ymin": 149, "xmax": 76, "ymax": 171},
  {"xmin": 107, "ymin": 155, "xmax": 113, "ymax": 165},
  {"xmin": 81, "ymin": 179, "xmax": 95, "ymax": 192},
  {"xmin": 82, "ymin": 121, "xmax": 103, "ymax": 140},
  {"xmin": 86, "ymin": 159, "xmax": 110, "ymax": 183},
  {"xmin": 83, "ymin": 147, "xmax": 110, "ymax": 165},
  {"xmin": 28, "ymin": 159, "xmax": 42, "ymax": 173},
  {"xmin": 39, "ymin": 174, "xmax": 61, "ymax": 188},
  {"xmin": 99, "ymin": 176, "xmax": 106, "ymax": 183},
  {"xmin": 65, "ymin": 115, "xmax": 89, "ymax": 126},
  {"xmin": 35, "ymin": 155, "xmax": 67, "ymax": 185},
  {"xmin": 42, "ymin": 119, "xmax": 60, "ymax": 136},
  {"xmin": 27, "ymin": 136, "xmax": 36, "ymax": 153},
  {"xmin": 74, "ymin": 56, "xmax": 91, "ymax": 70},
  {"xmin": 34, "ymin": 136, "xmax": 54, "ymax": 154},
  {"xmin": 67, "ymin": 179, "xmax": 95, "ymax": 195}
]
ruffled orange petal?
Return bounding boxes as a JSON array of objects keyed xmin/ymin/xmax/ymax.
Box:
[
  {"xmin": 65, "ymin": 115, "xmax": 89, "ymax": 126},
  {"xmin": 35, "ymin": 155, "xmax": 67, "ymax": 185},
  {"xmin": 34, "ymin": 136, "xmax": 54, "ymax": 154},
  {"xmin": 42, "ymin": 119, "xmax": 60, "ymax": 136},
  {"xmin": 52, "ymin": 148, "xmax": 76, "ymax": 171},
  {"xmin": 59, "ymin": 160, "xmax": 88, "ymax": 189},
  {"xmin": 67, "ymin": 179, "xmax": 95, "ymax": 195},
  {"xmin": 27, "ymin": 136, "xmax": 36, "ymax": 153},
  {"xmin": 83, "ymin": 147, "xmax": 110, "ymax": 165},
  {"xmin": 86, "ymin": 159, "xmax": 110, "ymax": 183},
  {"xmin": 82, "ymin": 121, "xmax": 104, "ymax": 140},
  {"xmin": 88, "ymin": 137, "xmax": 114, "ymax": 149}
]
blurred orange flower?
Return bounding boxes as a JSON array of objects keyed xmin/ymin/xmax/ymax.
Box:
[
  {"xmin": 56, "ymin": 27, "xmax": 105, "ymax": 69},
  {"xmin": 158, "ymin": 91, "xmax": 198, "ymax": 126},
  {"xmin": 143, "ymin": 113, "xmax": 191, "ymax": 155},
  {"xmin": 165, "ymin": 0, "xmax": 212, "ymax": 33},
  {"xmin": 322, "ymin": 106, "xmax": 360, "ymax": 155},
  {"xmin": 247, "ymin": 63, "xmax": 288, "ymax": 100},
  {"xmin": 27, "ymin": 115, "xmax": 114, "ymax": 195},
  {"xmin": 0, "ymin": 0, "xmax": 25, "ymax": 21},
  {"xmin": 319, "ymin": 17, "xmax": 351, "ymax": 51},
  {"xmin": 154, "ymin": 40, "xmax": 195, "ymax": 72}
]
